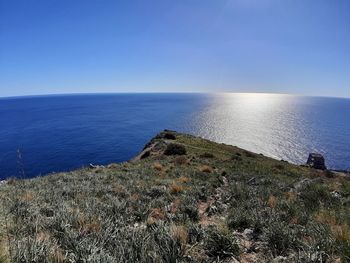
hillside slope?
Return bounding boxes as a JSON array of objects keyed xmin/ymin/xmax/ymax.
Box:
[{"xmin": 0, "ymin": 130, "xmax": 349, "ymax": 262}]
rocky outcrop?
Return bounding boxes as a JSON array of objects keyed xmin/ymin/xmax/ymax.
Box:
[{"xmin": 306, "ymin": 153, "xmax": 327, "ymax": 170}]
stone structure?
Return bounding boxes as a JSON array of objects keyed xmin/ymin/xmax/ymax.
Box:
[{"xmin": 307, "ymin": 153, "xmax": 327, "ymax": 170}]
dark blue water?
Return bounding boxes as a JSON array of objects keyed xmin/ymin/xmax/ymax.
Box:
[{"xmin": 0, "ymin": 93, "xmax": 349, "ymax": 179}]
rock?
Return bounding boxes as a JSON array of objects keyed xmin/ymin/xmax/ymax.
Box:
[
  {"xmin": 133, "ymin": 222, "xmax": 146, "ymax": 229},
  {"xmin": 206, "ymin": 205, "xmax": 218, "ymax": 216},
  {"xmin": 272, "ymin": 256, "xmax": 288, "ymax": 263},
  {"xmin": 0, "ymin": 180, "xmax": 7, "ymax": 186},
  {"xmin": 331, "ymin": 190, "xmax": 342, "ymax": 199},
  {"xmin": 89, "ymin": 163, "xmax": 105, "ymax": 169},
  {"xmin": 307, "ymin": 153, "xmax": 327, "ymax": 170},
  {"xmin": 89, "ymin": 163, "xmax": 98, "ymax": 168},
  {"xmin": 294, "ymin": 177, "xmax": 324, "ymax": 191},
  {"xmin": 243, "ymin": 228, "xmax": 254, "ymax": 240}
]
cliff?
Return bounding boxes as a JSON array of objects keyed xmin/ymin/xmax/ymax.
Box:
[{"xmin": 0, "ymin": 130, "xmax": 349, "ymax": 262}]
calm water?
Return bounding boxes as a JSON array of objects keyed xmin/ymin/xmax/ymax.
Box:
[{"xmin": 0, "ymin": 93, "xmax": 349, "ymax": 179}]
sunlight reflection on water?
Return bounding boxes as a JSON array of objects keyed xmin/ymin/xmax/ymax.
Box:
[{"xmin": 189, "ymin": 93, "xmax": 345, "ymax": 167}]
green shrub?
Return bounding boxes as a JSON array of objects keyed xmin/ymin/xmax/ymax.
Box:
[
  {"xmin": 163, "ymin": 133, "xmax": 176, "ymax": 140},
  {"xmin": 187, "ymin": 224, "xmax": 203, "ymax": 244},
  {"xmin": 264, "ymin": 221, "xmax": 299, "ymax": 256},
  {"xmin": 164, "ymin": 144, "xmax": 186, "ymax": 156},
  {"xmin": 340, "ymin": 241, "xmax": 350, "ymax": 263},
  {"xmin": 299, "ymin": 184, "xmax": 338, "ymax": 210},
  {"xmin": 204, "ymin": 227, "xmax": 239, "ymax": 259},
  {"xmin": 200, "ymin": 152, "xmax": 214, "ymax": 158},
  {"xmin": 181, "ymin": 205, "xmax": 199, "ymax": 222},
  {"xmin": 153, "ymin": 227, "xmax": 184, "ymax": 263},
  {"xmin": 227, "ymin": 207, "xmax": 254, "ymax": 230}
]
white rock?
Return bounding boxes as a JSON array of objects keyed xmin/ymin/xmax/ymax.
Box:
[
  {"xmin": 243, "ymin": 228, "xmax": 254, "ymax": 240},
  {"xmin": 272, "ymin": 256, "xmax": 287, "ymax": 263}
]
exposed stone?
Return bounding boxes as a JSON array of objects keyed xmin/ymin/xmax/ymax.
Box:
[
  {"xmin": 0, "ymin": 180, "xmax": 7, "ymax": 186},
  {"xmin": 243, "ymin": 228, "xmax": 254, "ymax": 240},
  {"xmin": 206, "ymin": 205, "xmax": 218, "ymax": 216},
  {"xmin": 272, "ymin": 256, "xmax": 288, "ymax": 263},
  {"xmin": 89, "ymin": 163, "xmax": 98, "ymax": 169},
  {"xmin": 307, "ymin": 153, "xmax": 327, "ymax": 170},
  {"xmin": 331, "ymin": 190, "xmax": 342, "ymax": 199},
  {"xmin": 89, "ymin": 163, "xmax": 104, "ymax": 169},
  {"xmin": 294, "ymin": 177, "xmax": 324, "ymax": 191}
]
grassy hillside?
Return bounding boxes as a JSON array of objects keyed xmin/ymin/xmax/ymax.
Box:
[{"xmin": 0, "ymin": 130, "xmax": 349, "ymax": 262}]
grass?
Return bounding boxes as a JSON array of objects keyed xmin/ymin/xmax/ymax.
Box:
[{"xmin": 0, "ymin": 130, "xmax": 349, "ymax": 262}]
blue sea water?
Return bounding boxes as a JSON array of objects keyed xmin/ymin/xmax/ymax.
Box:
[{"xmin": 0, "ymin": 93, "xmax": 349, "ymax": 179}]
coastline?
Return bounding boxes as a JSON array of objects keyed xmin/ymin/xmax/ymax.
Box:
[{"xmin": 0, "ymin": 130, "xmax": 349, "ymax": 262}]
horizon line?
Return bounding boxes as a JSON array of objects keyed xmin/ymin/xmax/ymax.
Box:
[{"xmin": 0, "ymin": 91, "xmax": 349, "ymax": 100}]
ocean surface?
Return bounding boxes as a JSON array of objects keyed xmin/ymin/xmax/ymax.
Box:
[{"xmin": 0, "ymin": 93, "xmax": 349, "ymax": 179}]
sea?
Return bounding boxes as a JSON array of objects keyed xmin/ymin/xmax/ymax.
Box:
[{"xmin": 0, "ymin": 93, "xmax": 349, "ymax": 179}]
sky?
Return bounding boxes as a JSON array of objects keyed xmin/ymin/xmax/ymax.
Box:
[{"xmin": 0, "ymin": 0, "xmax": 349, "ymax": 98}]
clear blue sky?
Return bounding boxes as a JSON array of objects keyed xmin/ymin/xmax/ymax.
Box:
[{"xmin": 0, "ymin": 0, "xmax": 349, "ymax": 98}]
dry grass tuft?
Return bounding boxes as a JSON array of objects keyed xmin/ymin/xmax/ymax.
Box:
[
  {"xmin": 50, "ymin": 246, "xmax": 66, "ymax": 263},
  {"xmin": 199, "ymin": 165, "xmax": 213, "ymax": 173},
  {"xmin": 315, "ymin": 210, "xmax": 337, "ymax": 225},
  {"xmin": 285, "ymin": 191, "xmax": 297, "ymax": 202},
  {"xmin": 36, "ymin": 231, "xmax": 51, "ymax": 242},
  {"xmin": 331, "ymin": 224, "xmax": 350, "ymax": 243},
  {"xmin": 146, "ymin": 217, "xmax": 157, "ymax": 227},
  {"xmin": 112, "ymin": 184, "xmax": 126, "ymax": 196},
  {"xmin": 314, "ymin": 210, "xmax": 350, "ymax": 242},
  {"xmin": 19, "ymin": 191, "xmax": 35, "ymax": 201},
  {"xmin": 153, "ymin": 162, "xmax": 164, "ymax": 171},
  {"xmin": 173, "ymin": 156, "xmax": 189, "ymax": 165},
  {"xmin": 74, "ymin": 214, "xmax": 102, "ymax": 234},
  {"xmin": 169, "ymin": 183, "xmax": 185, "ymax": 194},
  {"xmin": 130, "ymin": 193, "xmax": 140, "ymax": 201},
  {"xmin": 170, "ymin": 198, "xmax": 181, "ymax": 213},
  {"xmin": 267, "ymin": 195, "xmax": 277, "ymax": 208},
  {"xmin": 171, "ymin": 225, "xmax": 188, "ymax": 249},
  {"xmin": 149, "ymin": 208, "xmax": 166, "ymax": 220},
  {"xmin": 178, "ymin": 176, "xmax": 190, "ymax": 184},
  {"xmin": 0, "ymin": 240, "xmax": 9, "ymax": 263}
]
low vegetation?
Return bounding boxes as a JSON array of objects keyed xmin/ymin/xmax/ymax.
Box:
[{"xmin": 0, "ymin": 130, "xmax": 349, "ymax": 262}]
